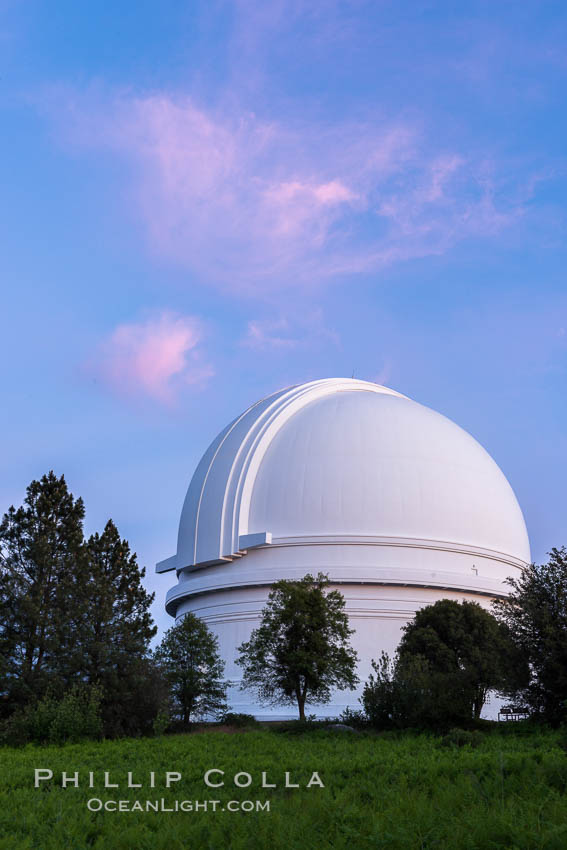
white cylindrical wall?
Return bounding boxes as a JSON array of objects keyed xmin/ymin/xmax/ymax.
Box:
[{"xmin": 175, "ymin": 581, "xmax": 505, "ymax": 720}]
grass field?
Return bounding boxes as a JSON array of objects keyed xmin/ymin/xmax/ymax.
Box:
[{"xmin": 2, "ymin": 726, "xmax": 567, "ymax": 849}]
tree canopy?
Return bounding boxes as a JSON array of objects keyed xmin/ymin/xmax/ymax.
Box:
[
  {"xmin": 154, "ymin": 613, "xmax": 227, "ymax": 725},
  {"xmin": 0, "ymin": 471, "xmax": 86, "ymax": 711},
  {"xmin": 236, "ymin": 573, "xmax": 358, "ymax": 720},
  {"xmin": 78, "ymin": 520, "xmax": 158, "ymax": 735},
  {"xmin": 0, "ymin": 471, "xmax": 161, "ymax": 737},
  {"xmin": 493, "ymin": 548, "xmax": 567, "ymax": 725},
  {"xmin": 397, "ymin": 598, "xmax": 518, "ymax": 721},
  {"xmin": 361, "ymin": 599, "xmax": 521, "ymax": 729}
]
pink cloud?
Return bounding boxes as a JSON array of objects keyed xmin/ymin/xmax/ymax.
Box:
[
  {"xmin": 94, "ymin": 312, "xmax": 213, "ymax": 404},
  {"xmin": 263, "ymin": 178, "xmax": 359, "ymax": 238},
  {"xmin": 53, "ymin": 91, "xmax": 527, "ymax": 291}
]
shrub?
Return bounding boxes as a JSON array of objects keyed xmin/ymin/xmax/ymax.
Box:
[
  {"xmin": 273, "ymin": 716, "xmax": 329, "ymax": 734},
  {"xmin": 440, "ymin": 728, "xmax": 484, "ymax": 749},
  {"xmin": 2, "ymin": 685, "xmax": 103, "ymax": 746},
  {"xmin": 556, "ymin": 724, "xmax": 567, "ymax": 752},
  {"xmin": 362, "ymin": 651, "xmax": 476, "ymax": 731},
  {"xmin": 152, "ymin": 710, "xmax": 170, "ymax": 737},
  {"xmin": 220, "ymin": 712, "xmax": 259, "ymax": 728},
  {"xmin": 339, "ymin": 707, "xmax": 368, "ymax": 729}
]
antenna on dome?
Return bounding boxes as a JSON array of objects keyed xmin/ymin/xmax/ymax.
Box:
[{"xmin": 351, "ymin": 369, "xmax": 355, "ymax": 379}]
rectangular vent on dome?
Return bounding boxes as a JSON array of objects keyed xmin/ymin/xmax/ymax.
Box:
[
  {"xmin": 155, "ymin": 554, "xmax": 178, "ymax": 573},
  {"xmin": 239, "ymin": 532, "xmax": 272, "ymax": 551}
]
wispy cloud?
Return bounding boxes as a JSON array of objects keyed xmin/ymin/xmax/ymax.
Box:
[
  {"xmin": 372, "ymin": 359, "xmax": 394, "ymax": 388},
  {"xmin": 244, "ymin": 317, "xmax": 300, "ymax": 350},
  {"xmin": 92, "ymin": 311, "xmax": 213, "ymax": 404},
  {"xmin": 242, "ymin": 309, "xmax": 339, "ymax": 350},
  {"xmin": 52, "ymin": 89, "xmax": 527, "ymax": 291}
]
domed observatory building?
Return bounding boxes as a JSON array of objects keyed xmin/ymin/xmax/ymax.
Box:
[{"xmin": 157, "ymin": 378, "xmax": 530, "ymax": 718}]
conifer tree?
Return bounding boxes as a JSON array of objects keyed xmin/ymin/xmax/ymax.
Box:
[
  {"xmin": 0, "ymin": 473, "xmax": 160, "ymax": 734},
  {"xmin": 0, "ymin": 471, "xmax": 86, "ymax": 712},
  {"xmin": 77, "ymin": 519, "xmax": 158, "ymax": 735}
]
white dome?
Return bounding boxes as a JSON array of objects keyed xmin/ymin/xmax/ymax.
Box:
[
  {"xmin": 248, "ymin": 389, "xmax": 529, "ymax": 560},
  {"xmin": 158, "ymin": 378, "xmax": 529, "ymax": 581}
]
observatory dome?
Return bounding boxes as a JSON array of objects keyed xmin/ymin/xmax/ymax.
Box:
[{"xmin": 157, "ymin": 378, "xmax": 530, "ymax": 718}]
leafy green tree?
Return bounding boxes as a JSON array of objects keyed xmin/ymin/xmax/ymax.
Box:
[
  {"xmin": 0, "ymin": 472, "xmax": 86, "ymax": 713},
  {"xmin": 396, "ymin": 599, "xmax": 519, "ymax": 723},
  {"xmin": 493, "ymin": 548, "xmax": 567, "ymax": 725},
  {"xmin": 236, "ymin": 573, "xmax": 358, "ymax": 720},
  {"xmin": 154, "ymin": 613, "xmax": 227, "ymax": 726}
]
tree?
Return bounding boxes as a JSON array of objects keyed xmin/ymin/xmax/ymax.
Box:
[
  {"xmin": 0, "ymin": 472, "xmax": 86, "ymax": 713},
  {"xmin": 493, "ymin": 548, "xmax": 567, "ymax": 725},
  {"xmin": 99, "ymin": 655, "xmax": 168, "ymax": 738},
  {"xmin": 396, "ymin": 599, "xmax": 518, "ymax": 723},
  {"xmin": 72, "ymin": 520, "xmax": 158, "ymax": 736},
  {"xmin": 236, "ymin": 573, "xmax": 358, "ymax": 720},
  {"xmin": 362, "ymin": 650, "xmax": 475, "ymax": 730},
  {"xmin": 0, "ymin": 472, "xmax": 161, "ymax": 736},
  {"xmin": 154, "ymin": 613, "xmax": 227, "ymax": 726}
]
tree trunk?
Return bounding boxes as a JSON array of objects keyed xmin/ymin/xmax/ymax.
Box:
[{"xmin": 473, "ymin": 687, "xmax": 486, "ymax": 720}]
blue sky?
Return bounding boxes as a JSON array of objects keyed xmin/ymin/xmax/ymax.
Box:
[{"xmin": 1, "ymin": 1, "xmax": 566, "ymax": 637}]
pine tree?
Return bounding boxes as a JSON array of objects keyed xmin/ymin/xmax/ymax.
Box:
[
  {"xmin": 0, "ymin": 471, "xmax": 86, "ymax": 712},
  {"xmin": 77, "ymin": 519, "xmax": 158, "ymax": 735}
]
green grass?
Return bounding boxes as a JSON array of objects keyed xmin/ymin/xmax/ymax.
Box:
[{"xmin": 2, "ymin": 727, "xmax": 567, "ymax": 849}]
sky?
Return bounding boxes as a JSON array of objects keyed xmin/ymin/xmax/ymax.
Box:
[{"xmin": 1, "ymin": 0, "xmax": 566, "ymax": 639}]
